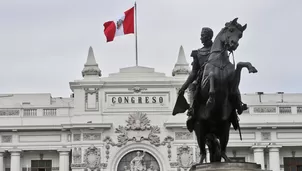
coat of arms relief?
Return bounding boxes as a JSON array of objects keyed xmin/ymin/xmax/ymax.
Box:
[
  {"xmin": 170, "ymin": 144, "xmax": 194, "ymax": 170},
  {"xmin": 103, "ymin": 112, "xmax": 174, "ymax": 161},
  {"xmin": 71, "ymin": 145, "xmax": 107, "ymax": 170}
]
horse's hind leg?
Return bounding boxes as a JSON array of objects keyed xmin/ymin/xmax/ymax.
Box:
[
  {"xmin": 194, "ymin": 122, "xmax": 206, "ymax": 163},
  {"xmin": 219, "ymin": 122, "xmax": 231, "ymax": 162}
]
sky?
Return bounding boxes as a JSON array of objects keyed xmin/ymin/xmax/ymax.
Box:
[{"xmin": 0, "ymin": 0, "xmax": 301, "ymax": 97}]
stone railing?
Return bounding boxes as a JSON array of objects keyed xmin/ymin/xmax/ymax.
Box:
[
  {"xmin": 242, "ymin": 106, "xmax": 301, "ymax": 114},
  {"xmin": 23, "ymin": 109, "xmax": 37, "ymax": 116},
  {"xmin": 0, "ymin": 108, "xmax": 66, "ymax": 117},
  {"xmin": 43, "ymin": 109, "xmax": 57, "ymax": 116}
]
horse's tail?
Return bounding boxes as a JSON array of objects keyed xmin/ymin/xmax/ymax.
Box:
[{"xmin": 206, "ymin": 133, "xmax": 221, "ymax": 162}]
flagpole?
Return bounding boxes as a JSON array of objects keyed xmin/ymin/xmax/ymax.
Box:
[{"xmin": 134, "ymin": 2, "xmax": 138, "ymax": 66}]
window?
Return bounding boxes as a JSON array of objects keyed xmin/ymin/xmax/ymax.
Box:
[
  {"xmin": 117, "ymin": 151, "xmax": 160, "ymax": 171},
  {"xmin": 31, "ymin": 160, "xmax": 52, "ymax": 171},
  {"xmin": 284, "ymin": 157, "xmax": 302, "ymax": 171}
]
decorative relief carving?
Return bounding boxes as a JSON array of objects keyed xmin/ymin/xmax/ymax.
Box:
[
  {"xmin": 128, "ymin": 86, "xmax": 147, "ymax": 93},
  {"xmin": 1, "ymin": 135, "xmax": 12, "ymax": 143},
  {"xmin": 67, "ymin": 134, "xmax": 71, "ymax": 142},
  {"xmin": 73, "ymin": 134, "xmax": 81, "ymax": 141},
  {"xmin": 105, "ymin": 143, "xmax": 110, "ymax": 162},
  {"xmin": 73, "ymin": 147, "xmax": 82, "ymax": 163},
  {"xmin": 177, "ymin": 144, "xmax": 193, "ymax": 169},
  {"xmin": 253, "ymin": 106, "xmax": 276, "ymax": 113},
  {"xmin": 261, "ymin": 132, "xmax": 271, "ymax": 141},
  {"xmin": 103, "ymin": 112, "xmax": 174, "ymax": 161},
  {"xmin": 170, "ymin": 162, "xmax": 179, "ymax": 168},
  {"xmin": 0, "ymin": 109, "xmax": 19, "ymax": 116},
  {"xmin": 195, "ymin": 146, "xmax": 200, "ymax": 163},
  {"xmin": 297, "ymin": 107, "xmax": 302, "ymax": 113},
  {"xmin": 71, "ymin": 163, "xmax": 107, "ymax": 169},
  {"xmin": 84, "ymin": 88, "xmax": 99, "ymax": 111},
  {"xmin": 83, "ymin": 145, "xmax": 101, "ymax": 170},
  {"xmin": 279, "ymin": 106, "xmax": 292, "ymax": 114},
  {"xmin": 125, "ymin": 112, "xmax": 151, "ymax": 131},
  {"xmin": 83, "ymin": 133, "xmax": 101, "ymax": 141},
  {"xmin": 170, "ymin": 144, "xmax": 194, "ymax": 169},
  {"xmin": 175, "ymin": 132, "xmax": 193, "ymax": 140}
]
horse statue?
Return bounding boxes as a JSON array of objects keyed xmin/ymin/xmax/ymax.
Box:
[{"xmin": 175, "ymin": 18, "xmax": 258, "ymax": 164}]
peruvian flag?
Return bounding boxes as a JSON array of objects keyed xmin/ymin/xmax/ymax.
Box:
[{"xmin": 103, "ymin": 6, "xmax": 135, "ymax": 42}]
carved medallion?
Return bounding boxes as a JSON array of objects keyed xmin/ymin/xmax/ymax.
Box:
[
  {"xmin": 125, "ymin": 112, "xmax": 151, "ymax": 131},
  {"xmin": 83, "ymin": 145, "xmax": 101, "ymax": 170}
]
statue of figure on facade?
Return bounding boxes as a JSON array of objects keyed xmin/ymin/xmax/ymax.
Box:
[
  {"xmin": 124, "ymin": 166, "xmax": 131, "ymax": 171},
  {"xmin": 130, "ymin": 151, "xmax": 146, "ymax": 171},
  {"xmin": 173, "ymin": 18, "xmax": 258, "ymax": 164},
  {"xmin": 147, "ymin": 164, "xmax": 158, "ymax": 171}
]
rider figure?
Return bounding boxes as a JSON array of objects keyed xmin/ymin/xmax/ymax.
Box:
[{"xmin": 178, "ymin": 27, "xmax": 247, "ymax": 132}]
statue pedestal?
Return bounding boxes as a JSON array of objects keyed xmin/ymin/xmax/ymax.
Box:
[{"xmin": 189, "ymin": 162, "xmax": 271, "ymax": 171}]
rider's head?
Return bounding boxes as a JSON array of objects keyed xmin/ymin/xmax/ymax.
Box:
[
  {"xmin": 200, "ymin": 27, "xmax": 213, "ymax": 46},
  {"xmin": 136, "ymin": 151, "xmax": 140, "ymax": 156}
]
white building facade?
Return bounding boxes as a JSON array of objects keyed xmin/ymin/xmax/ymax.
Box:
[{"xmin": 0, "ymin": 46, "xmax": 302, "ymax": 171}]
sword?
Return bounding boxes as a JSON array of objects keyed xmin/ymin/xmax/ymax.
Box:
[{"xmin": 237, "ymin": 116, "xmax": 242, "ymax": 141}]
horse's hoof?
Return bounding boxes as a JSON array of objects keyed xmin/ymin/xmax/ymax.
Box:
[
  {"xmin": 249, "ymin": 67, "xmax": 258, "ymax": 73},
  {"xmin": 199, "ymin": 155, "xmax": 206, "ymax": 164},
  {"xmin": 222, "ymin": 153, "xmax": 231, "ymax": 162}
]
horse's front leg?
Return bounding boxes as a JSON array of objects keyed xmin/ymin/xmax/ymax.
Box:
[
  {"xmin": 194, "ymin": 122, "xmax": 207, "ymax": 164},
  {"xmin": 231, "ymin": 62, "xmax": 257, "ymax": 114},
  {"xmin": 205, "ymin": 71, "xmax": 215, "ymax": 110},
  {"xmin": 233, "ymin": 62, "xmax": 257, "ymax": 89}
]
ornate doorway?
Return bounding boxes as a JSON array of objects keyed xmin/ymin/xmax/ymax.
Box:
[{"xmin": 117, "ymin": 150, "xmax": 160, "ymax": 171}]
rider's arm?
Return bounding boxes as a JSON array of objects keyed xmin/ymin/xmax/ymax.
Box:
[{"xmin": 179, "ymin": 53, "xmax": 199, "ymax": 92}]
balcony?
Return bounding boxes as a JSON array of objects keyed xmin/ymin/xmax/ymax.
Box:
[{"xmin": 0, "ymin": 108, "xmax": 71, "ymax": 117}]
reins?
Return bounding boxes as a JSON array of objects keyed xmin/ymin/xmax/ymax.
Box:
[{"xmin": 201, "ymin": 44, "xmax": 236, "ymax": 71}]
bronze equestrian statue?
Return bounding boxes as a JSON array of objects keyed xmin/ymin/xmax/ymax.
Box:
[{"xmin": 173, "ymin": 18, "xmax": 258, "ymax": 163}]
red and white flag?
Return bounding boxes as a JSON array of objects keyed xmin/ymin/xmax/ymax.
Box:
[{"xmin": 103, "ymin": 6, "xmax": 135, "ymax": 42}]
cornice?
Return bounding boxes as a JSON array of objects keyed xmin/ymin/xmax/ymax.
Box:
[
  {"xmin": 164, "ymin": 122, "xmax": 302, "ymax": 129},
  {"xmin": 0, "ymin": 123, "xmax": 113, "ymax": 131}
]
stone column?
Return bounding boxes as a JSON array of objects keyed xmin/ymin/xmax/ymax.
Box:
[
  {"xmin": 268, "ymin": 145, "xmax": 282, "ymax": 171},
  {"xmin": 251, "ymin": 145, "xmax": 266, "ymax": 169},
  {"xmin": 9, "ymin": 149, "xmax": 22, "ymax": 171},
  {"xmin": 58, "ymin": 148, "xmax": 70, "ymax": 171},
  {"xmin": 0, "ymin": 149, "xmax": 5, "ymax": 171}
]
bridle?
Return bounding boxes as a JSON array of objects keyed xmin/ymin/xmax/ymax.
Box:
[{"xmin": 201, "ymin": 31, "xmax": 236, "ymax": 70}]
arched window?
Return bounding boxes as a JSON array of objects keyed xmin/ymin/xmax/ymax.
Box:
[{"xmin": 117, "ymin": 150, "xmax": 160, "ymax": 171}]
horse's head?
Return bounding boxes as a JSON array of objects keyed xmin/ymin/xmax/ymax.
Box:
[{"xmin": 222, "ymin": 18, "xmax": 247, "ymax": 52}]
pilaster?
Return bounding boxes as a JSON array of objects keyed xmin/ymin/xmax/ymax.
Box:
[
  {"xmin": 9, "ymin": 149, "xmax": 22, "ymax": 171},
  {"xmin": 251, "ymin": 145, "xmax": 266, "ymax": 169},
  {"xmin": 58, "ymin": 148, "xmax": 70, "ymax": 171},
  {"xmin": 0, "ymin": 149, "xmax": 5, "ymax": 171},
  {"xmin": 268, "ymin": 144, "xmax": 282, "ymax": 171}
]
